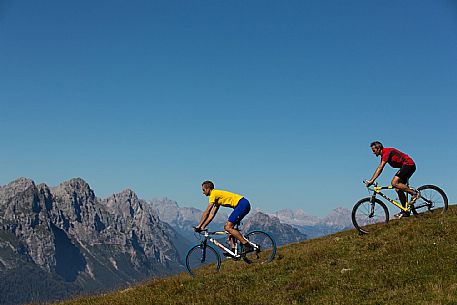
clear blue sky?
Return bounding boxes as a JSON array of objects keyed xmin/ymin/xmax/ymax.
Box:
[{"xmin": 1, "ymin": 1, "xmax": 456, "ymax": 216}]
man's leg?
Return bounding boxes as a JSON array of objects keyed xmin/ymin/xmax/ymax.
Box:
[
  {"xmin": 396, "ymin": 189, "xmax": 407, "ymax": 208},
  {"xmin": 392, "ymin": 176, "xmax": 413, "ymax": 218},
  {"xmin": 393, "ymin": 165, "xmax": 419, "ymax": 198},
  {"xmin": 392, "ymin": 176, "xmax": 415, "ymax": 196},
  {"xmin": 224, "ymin": 221, "xmax": 247, "ymax": 244},
  {"xmin": 226, "ymin": 198, "xmax": 252, "ymax": 253},
  {"xmin": 227, "ymin": 234, "xmax": 236, "ymax": 252}
]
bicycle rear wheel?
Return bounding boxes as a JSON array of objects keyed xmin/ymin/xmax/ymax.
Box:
[
  {"xmin": 242, "ymin": 230, "xmax": 276, "ymax": 264},
  {"xmin": 185, "ymin": 244, "xmax": 221, "ymax": 276},
  {"xmin": 411, "ymin": 185, "xmax": 448, "ymax": 215},
  {"xmin": 352, "ymin": 198, "xmax": 389, "ymax": 234}
]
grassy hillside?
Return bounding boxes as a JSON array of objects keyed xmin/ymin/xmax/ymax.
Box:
[{"xmin": 59, "ymin": 206, "xmax": 457, "ymax": 305}]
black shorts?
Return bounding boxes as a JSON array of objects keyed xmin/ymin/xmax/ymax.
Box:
[{"xmin": 395, "ymin": 165, "xmax": 416, "ymax": 183}]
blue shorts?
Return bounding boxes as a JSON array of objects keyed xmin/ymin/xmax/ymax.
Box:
[{"xmin": 228, "ymin": 198, "xmax": 251, "ymax": 224}]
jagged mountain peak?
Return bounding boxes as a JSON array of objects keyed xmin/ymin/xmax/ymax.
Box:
[
  {"xmin": 7, "ymin": 177, "xmax": 36, "ymax": 186},
  {"xmin": 108, "ymin": 188, "xmax": 139, "ymax": 202},
  {"xmin": 119, "ymin": 188, "xmax": 136, "ymax": 196},
  {"xmin": 150, "ymin": 197, "xmax": 179, "ymax": 208},
  {"xmin": 52, "ymin": 177, "xmax": 92, "ymax": 193},
  {"xmin": 321, "ymin": 207, "xmax": 351, "ymax": 228},
  {"xmin": 0, "ymin": 178, "xmax": 41, "ymax": 213},
  {"xmin": 55, "ymin": 177, "xmax": 91, "ymax": 191},
  {"xmin": 103, "ymin": 189, "xmax": 146, "ymax": 219},
  {"xmin": 51, "ymin": 178, "xmax": 96, "ymax": 204},
  {"xmin": 0, "ymin": 177, "xmax": 36, "ymax": 194},
  {"xmin": 249, "ymin": 211, "xmax": 281, "ymax": 225},
  {"xmin": 105, "ymin": 188, "xmax": 140, "ymax": 203}
]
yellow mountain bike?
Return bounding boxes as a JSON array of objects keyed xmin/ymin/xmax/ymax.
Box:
[{"xmin": 352, "ymin": 181, "xmax": 448, "ymax": 234}]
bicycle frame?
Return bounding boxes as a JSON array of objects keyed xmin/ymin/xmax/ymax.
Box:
[
  {"xmin": 202, "ymin": 230, "xmax": 238, "ymax": 257},
  {"xmin": 368, "ymin": 183, "xmax": 434, "ymax": 213},
  {"xmin": 198, "ymin": 230, "xmax": 257, "ymax": 259},
  {"xmin": 369, "ymin": 185, "xmax": 410, "ymax": 212}
]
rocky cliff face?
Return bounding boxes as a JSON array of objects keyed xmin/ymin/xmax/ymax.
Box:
[
  {"xmin": 0, "ymin": 178, "xmax": 183, "ymax": 305},
  {"xmin": 242, "ymin": 212, "xmax": 307, "ymax": 246},
  {"xmin": 0, "ymin": 178, "xmax": 56, "ymax": 273},
  {"xmin": 149, "ymin": 197, "xmax": 204, "ymax": 230}
]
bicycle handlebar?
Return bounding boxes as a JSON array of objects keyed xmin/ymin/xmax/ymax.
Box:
[{"xmin": 363, "ymin": 180, "xmax": 378, "ymax": 187}]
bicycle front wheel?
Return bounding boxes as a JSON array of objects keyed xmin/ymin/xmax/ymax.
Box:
[
  {"xmin": 411, "ymin": 185, "xmax": 448, "ymax": 215},
  {"xmin": 185, "ymin": 244, "xmax": 221, "ymax": 276},
  {"xmin": 352, "ymin": 198, "xmax": 389, "ymax": 234},
  {"xmin": 242, "ymin": 230, "xmax": 276, "ymax": 264}
]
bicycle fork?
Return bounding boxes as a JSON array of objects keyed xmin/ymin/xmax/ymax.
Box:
[
  {"xmin": 200, "ymin": 239, "xmax": 208, "ymax": 263},
  {"xmin": 369, "ymin": 194, "xmax": 377, "ymax": 218}
]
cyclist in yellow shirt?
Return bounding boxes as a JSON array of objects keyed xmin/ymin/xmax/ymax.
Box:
[{"xmin": 194, "ymin": 180, "xmax": 254, "ymax": 255}]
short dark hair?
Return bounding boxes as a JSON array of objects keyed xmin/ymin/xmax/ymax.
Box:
[
  {"xmin": 370, "ymin": 141, "xmax": 383, "ymax": 149},
  {"xmin": 202, "ymin": 180, "xmax": 214, "ymax": 189}
]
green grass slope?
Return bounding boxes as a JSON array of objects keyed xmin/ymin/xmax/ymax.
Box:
[{"xmin": 59, "ymin": 206, "xmax": 457, "ymax": 305}]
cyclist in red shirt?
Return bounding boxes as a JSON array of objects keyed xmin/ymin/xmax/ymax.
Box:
[{"xmin": 366, "ymin": 141, "xmax": 421, "ymax": 218}]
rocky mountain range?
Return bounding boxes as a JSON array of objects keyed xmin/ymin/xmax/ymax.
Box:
[
  {"xmin": 270, "ymin": 207, "xmax": 353, "ymax": 238},
  {"xmin": 272, "ymin": 207, "xmax": 352, "ymax": 227},
  {"xmin": 0, "ymin": 178, "xmax": 184, "ymax": 305}
]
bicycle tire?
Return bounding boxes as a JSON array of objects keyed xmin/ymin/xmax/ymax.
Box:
[
  {"xmin": 352, "ymin": 197, "xmax": 389, "ymax": 234},
  {"xmin": 411, "ymin": 184, "xmax": 448, "ymax": 215},
  {"xmin": 242, "ymin": 230, "xmax": 276, "ymax": 264},
  {"xmin": 185, "ymin": 244, "xmax": 221, "ymax": 276}
]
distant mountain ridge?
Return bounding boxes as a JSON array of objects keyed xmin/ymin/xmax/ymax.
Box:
[
  {"xmin": 271, "ymin": 207, "xmax": 352, "ymax": 228},
  {"xmin": 150, "ymin": 198, "xmax": 352, "ymax": 241},
  {"xmin": 269, "ymin": 207, "xmax": 353, "ymax": 238}
]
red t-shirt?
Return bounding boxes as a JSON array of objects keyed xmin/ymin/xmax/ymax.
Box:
[{"xmin": 381, "ymin": 148, "xmax": 415, "ymax": 168}]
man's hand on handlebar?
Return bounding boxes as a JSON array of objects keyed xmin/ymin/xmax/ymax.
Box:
[
  {"xmin": 193, "ymin": 226, "xmax": 203, "ymax": 233},
  {"xmin": 364, "ymin": 180, "xmax": 374, "ymax": 187}
]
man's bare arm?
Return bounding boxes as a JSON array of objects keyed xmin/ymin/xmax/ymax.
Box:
[
  {"xmin": 201, "ymin": 204, "xmax": 219, "ymax": 229},
  {"xmin": 367, "ymin": 160, "xmax": 387, "ymax": 185},
  {"xmin": 196, "ymin": 203, "xmax": 214, "ymax": 229}
]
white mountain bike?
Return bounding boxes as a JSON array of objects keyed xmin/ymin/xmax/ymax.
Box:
[{"xmin": 185, "ymin": 226, "xmax": 276, "ymax": 276}]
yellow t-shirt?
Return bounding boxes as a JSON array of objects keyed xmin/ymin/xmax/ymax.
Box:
[{"xmin": 209, "ymin": 189, "xmax": 243, "ymax": 208}]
